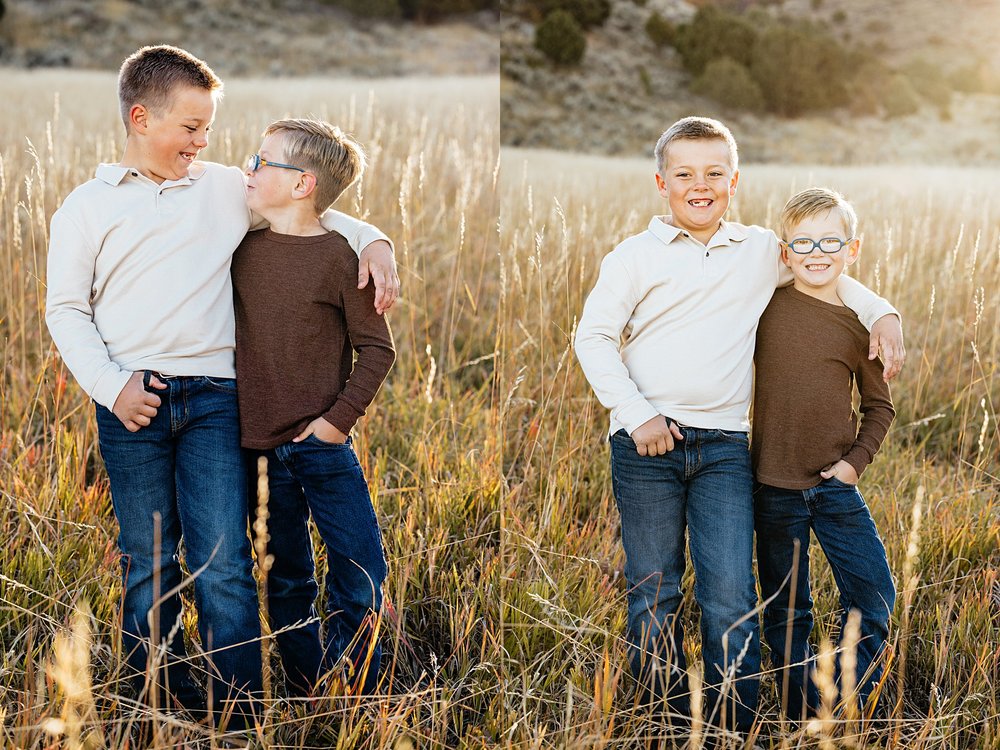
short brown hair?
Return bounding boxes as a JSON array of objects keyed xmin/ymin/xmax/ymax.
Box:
[
  {"xmin": 779, "ymin": 187, "xmax": 858, "ymax": 241},
  {"xmin": 263, "ymin": 118, "xmax": 366, "ymax": 214},
  {"xmin": 654, "ymin": 116, "xmax": 739, "ymax": 175},
  {"xmin": 118, "ymin": 45, "xmax": 222, "ymax": 132}
]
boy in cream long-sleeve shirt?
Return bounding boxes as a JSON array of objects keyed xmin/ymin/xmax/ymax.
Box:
[
  {"xmin": 574, "ymin": 117, "xmax": 904, "ymax": 735},
  {"xmin": 45, "ymin": 45, "xmax": 397, "ymax": 731}
]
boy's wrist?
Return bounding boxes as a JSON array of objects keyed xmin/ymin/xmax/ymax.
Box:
[
  {"xmin": 840, "ymin": 450, "xmax": 869, "ymax": 480},
  {"xmin": 321, "ymin": 406, "xmax": 358, "ymax": 438}
]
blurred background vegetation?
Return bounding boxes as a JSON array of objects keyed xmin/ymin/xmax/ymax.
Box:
[
  {"xmin": 500, "ymin": 0, "xmax": 1000, "ymax": 163},
  {"xmin": 0, "ymin": 0, "xmax": 500, "ymax": 76}
]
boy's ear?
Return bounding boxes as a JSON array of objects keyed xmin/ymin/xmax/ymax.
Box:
[
  {"xmin": 729, "ymin": 169, "xmax": 740, "ymax": 196},
  {"xmin": 844, "ymin": 237, "xmax": 861, "ymax": 266},
  {"xmin": 129, "ymin": 104, "xmax": 150, "ymax": 134},
  {"xmin": 293, "ymin": 172, "xmax": 318, "ymax": 201},
  {"xmin": 654, "ymin": 171, "xmax": 668, "ymax": 198},
  {"xmin": 780, "ymin": 242, "xmax": 791, "ymax": 267}
]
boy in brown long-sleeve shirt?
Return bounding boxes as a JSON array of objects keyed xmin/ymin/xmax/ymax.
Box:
[
  {"xmin": 752, "ymin": 188, "xmax": 896, "ymax": 721},
  {"xmin": 231, "ymin": 119, "xmax": 394, "ymax": 696}
]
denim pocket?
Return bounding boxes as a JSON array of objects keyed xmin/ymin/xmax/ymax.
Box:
[
  {"xmin": 714, "ymin": 428, "xmax": 749, "ymax": 445},
  {"xmin": 202, "ymin": 376, "xmax": 237, "ymax": 393},
  {"xmin": 826, "ymin": 476, "xmax": 858, "ymax": 488},
  {"xmin": 609, "ymin": 428, "xmax": 633, "ymax": 444},
  {"xmin": 305, "ymin": 433, "xmax": 352, "ymax": 447}
]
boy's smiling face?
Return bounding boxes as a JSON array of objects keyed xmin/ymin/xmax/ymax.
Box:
[
  {"xmin": 782, "ymin": 209, "xmax": 860, "ymax": 300},
  {"xmin": 655, "ymin": 137, "xmax": 738, "ymax": 244},
  {"xmin": 134, "ymin": 84, "xmax": 216, "ymax": 183}
]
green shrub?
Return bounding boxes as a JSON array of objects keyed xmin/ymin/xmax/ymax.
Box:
[
  {"xmin": 693, "ymin": 57, "xmax": 765, "ymax": 112},
  {"xmin": 750, "ymin": 22, "xmax": 851, "ymax": 116},
  {"xmin": 526, "ymin": 0, "xmax": 610, "ymax": 29},
  {"xmin": 535, "ymin": 10, "xmax": 586, "ymax": 66},
  {"xmin": 644, "ymin": 11, "xmax": 675, "ymax": 48},
  {"xmin": 673, "ymin": 6, "xmax": 757, "ymax": 75}
]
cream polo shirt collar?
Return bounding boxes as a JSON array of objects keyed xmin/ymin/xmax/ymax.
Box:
[
  {"xmin": 95, "ymin": 162, "xmax": 208, "ymax": 186},
  {"xmin": 647, "ymin": 216, "xmax": 750, "ymax": 249}
]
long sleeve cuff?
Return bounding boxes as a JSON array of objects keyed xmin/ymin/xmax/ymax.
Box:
[
  {"xmin": 91, "ymin": 367, "xmax": 132, "ymax": 411},
  {"xmin": 613, "ymin": 397, "xmax": 661, "ymax": 437},
  {"xmin": 842, "ymin": 445, "xmax": 874, "ymax": 479}
]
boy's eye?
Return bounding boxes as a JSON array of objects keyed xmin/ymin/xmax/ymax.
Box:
[{"xmin": 184, "ymin": 126, "xmax": 197, "ymax": 132}]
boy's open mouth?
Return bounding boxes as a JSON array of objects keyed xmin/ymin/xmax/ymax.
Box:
[
  {"xmin": 805, "ymin": 263, "xmax": 832, "ymax": 271},
  {"xmin": 180, "ymin": 152, "xmax": 196, "ymax": 163},
  {"xmin": 689, "ymin": 199, "xmax": 713, "ymax": 207}
]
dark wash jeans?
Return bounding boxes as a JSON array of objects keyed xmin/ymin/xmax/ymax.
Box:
[
  {"xmin": 247, "ymin": 434, "xmax": 387, "ymax": 696},
  {"xmin": 94, "ymin": 375, "xmax": 262, "ymax": 726},
  {"xmin": 609, "ymin": 425, "xmax": 760, "ymax": 733},
  {"xmin": 755, "ymin": 479, "xmax": 896, "ymax": 720}
]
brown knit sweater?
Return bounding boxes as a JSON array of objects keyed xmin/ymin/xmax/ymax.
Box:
[
  {"xmin": 231, "ymin": 228, "xmax": 395, "ymax": 449},
  {"xmin": 751, "ymin": 286, "xmax": 894, "ymax": 490}
]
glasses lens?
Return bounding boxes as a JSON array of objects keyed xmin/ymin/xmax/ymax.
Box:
[
  {"xmin": 247, "ymin": 154, "xmax": 260, "ymax": 172},
  {"xmin": 790, "ymin": 239, "xmax": 814, "ymax": 254},
  {"xmin": 820, "ymin": 238, "xmax": 844, "ymax": 253}
]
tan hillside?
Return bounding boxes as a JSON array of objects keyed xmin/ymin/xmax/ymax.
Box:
[
  {"xmin": 501, "ymin": 0, "xmax": 1000, "ymax": 164},
  {"xmin": 0, "ymin": 0, "xmax": 499, "ymax": 76}
]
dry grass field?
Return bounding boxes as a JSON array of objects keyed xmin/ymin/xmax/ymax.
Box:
[{"xmin": 0, "ymin": 63, "xmax": 998, "ymax": 750}]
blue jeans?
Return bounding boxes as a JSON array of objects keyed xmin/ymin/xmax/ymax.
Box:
[
  {"xmin": 95, "ymin": 375, "xmax": 262, "ymax": 726},
  {"xmin": 609, "ymin": 426, "xmax": 760, "ymax": 733},
  {"xmin": 248, "ymin": 435, "xmax": 387, "ymax": 696},
  {"xmin": 754, "ymin": 479, "xmax": 896, "ymax": 720}
]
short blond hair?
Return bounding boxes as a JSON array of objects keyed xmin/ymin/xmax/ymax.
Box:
[
  {"xmin": 779, "ymin": 187, "xmax": 858, "ymax": 241},
  {"xmin": 264, "ymin": 118, "xmax": 366, "ymax": 214},
  {"xmin": 654, "ymin": 116, "xmax": 739, "ymax": 175},
  {"xmin": 118, "ymin": 45, "xmax": 222, "ymax": 133}
]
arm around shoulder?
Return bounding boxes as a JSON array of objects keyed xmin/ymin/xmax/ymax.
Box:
[
  {"xmin": 837, "ymin": 274, "xmax": 898, "ymax": 331},
  {"xmin": 319, "ymin": 209, "xmax": 391, "ymax": 256},
  {"xmin": 320, "ymin": 209, "xmax": 399, "ymax": 313}
]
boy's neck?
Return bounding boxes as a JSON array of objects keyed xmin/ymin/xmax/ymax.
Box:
[
  {"xmin": 792, "ymin": 278, "xmax": 844, "ymax": 306},
  {"xmin": 262, "ymin": 206, "xmax": 326, "ymax": 237},
  {"xmin": 120, "ymin": 140, "xmax": 167, "ymax": 185}
]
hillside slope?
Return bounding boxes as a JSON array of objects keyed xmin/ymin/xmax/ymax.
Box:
[
  {"xmin": 501, "ymin": 0, "xmax": 1000, "ymax": 164},
  {"xmin": 0, "ymin": 0, "xmax": 499, "ymax": 76}
]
